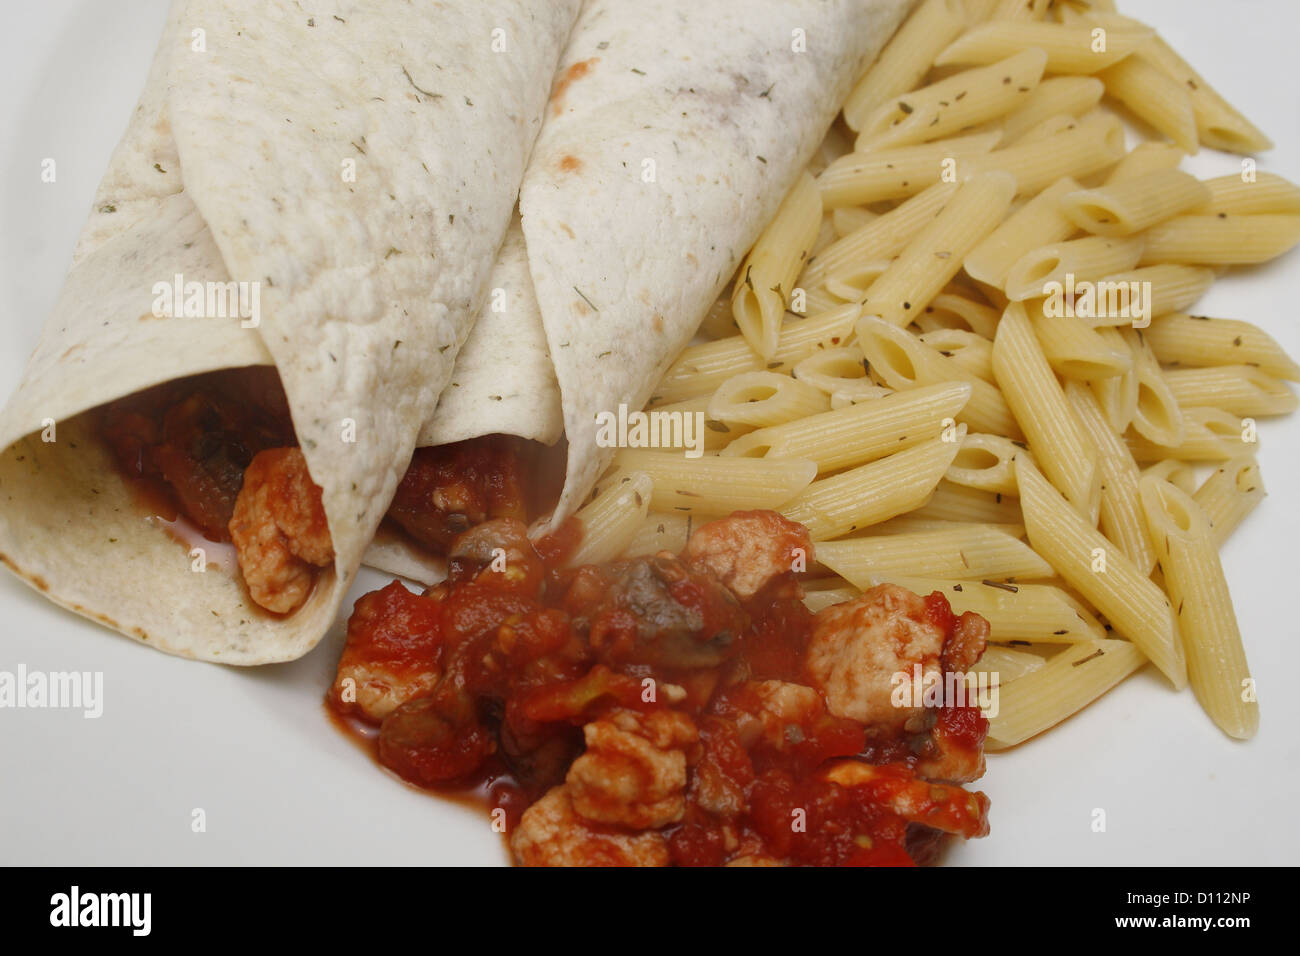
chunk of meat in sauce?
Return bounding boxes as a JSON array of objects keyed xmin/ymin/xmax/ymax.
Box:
[
  {"xmin": 566, "ymin": 708, "xmax": 699, "ymax": 829},
  {"xmin": 821, "ymin": 760, "xmax": 990, "ymax": 840},
  {"xmin": 387, "ymin": 438, "xmax": 528, "ymax": 554},
  {"xmin": 711, "ymin": 680, "xmax": 864, "ymax": 776},
  {"xmin": 806, "ymin": 584, "xmax": 981, "ymax": 733},
  {"xmin": 331, "ymin": 581, "xmax": 444, "ymax": 723},
  {"xmin": 228, "ymin": 447, "xmax": 333, "ymax": 614},
  {"xmin": 683, "ymin": 510, "xmax": 813, "ymax": 600},
  {"xmin": 511, "ymin": 785, "xmax": 670, "ymax": 867},
  {"xmin": 585, "ymin": 555, "xmax": 747, "ymax": 669}
]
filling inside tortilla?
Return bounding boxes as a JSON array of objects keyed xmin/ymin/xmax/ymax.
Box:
[
  {"xmin": 326, "ymin": 509, "xmax": 992, "ymax": 867},
  {"xmin": 97, "ymin": 367, "xmax": 563, "ymax": 615}
]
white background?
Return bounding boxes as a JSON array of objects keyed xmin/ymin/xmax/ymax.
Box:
[{"xmin": 1, "ymin": 1, "xmax": 1297, "ymax": 865}]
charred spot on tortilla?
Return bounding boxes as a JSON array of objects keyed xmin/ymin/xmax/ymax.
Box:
[
  {"xmin": 558, "ymin": 154, "xmax": 583, "ymax": 173},
  {"xmin": 550, "ymin": 57, "xmax": 600, "ymax": 116}
]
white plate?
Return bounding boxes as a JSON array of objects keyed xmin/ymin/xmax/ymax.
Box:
[{"xmin": 2, "ymin": 0, "xmax": 1298, "ymax": 865}]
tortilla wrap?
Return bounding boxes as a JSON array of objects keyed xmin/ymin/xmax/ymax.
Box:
[
  {"xmin": 419, "ymin": 0, "xmax": 914, "ymax": 534},
  {"xmin": 0, "ymin": 0, "xmax": 580, "ymax": 663}
]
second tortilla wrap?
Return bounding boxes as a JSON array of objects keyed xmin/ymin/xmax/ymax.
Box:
[{"xmin": 419, "ymin": 0, "xmax": 914, "ymax": 534}]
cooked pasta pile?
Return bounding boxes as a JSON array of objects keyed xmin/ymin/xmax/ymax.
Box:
[{"xmin": 575, "ymin": 0, "xmax": 1299, "ymax": 746}]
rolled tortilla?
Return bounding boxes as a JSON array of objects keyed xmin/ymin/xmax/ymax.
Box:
[
  {"xmin": 0, "ymin": 0, "xmax": 579, "ymax": 662},
  {"xmin": 425, "ymin": 0, "xmax": 914, "ymax": 530}
]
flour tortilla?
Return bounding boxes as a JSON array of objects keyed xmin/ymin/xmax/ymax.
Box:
[
  {"xmin": 0, "ymin": 0, "xmax": 579, "ymax": 663},
  {"xmin": 423, "ymin": 0, "xmax": 914, "ymax": 534}
]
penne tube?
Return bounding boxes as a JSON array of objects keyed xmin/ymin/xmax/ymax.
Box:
[
  {"xmin": 965, "ymin": 176, "xmax": 1081, "ymax": 287},
  {"xmin": 613, "ymin": 450, "xmax": 816, "ymax": 515},
  {"xmin": 1121, "ymin": 326, "xmax": 1184, "ymax": 448},
  {"xmin": 816, "ymin": 525, "xmax": 1055, "ymax": 585},
  {"xmin": 1090, "ymin": 326, "xmax": 1138, "ymax": 432},
  {"xmin": 1193, "ymin": 455, "xmax": 1264, "ymax": 547},
  {"xmin": 1145, "ymin": 313, "xmax": 1300, "ymax": 381},
  {"xmin": 843, "ymin": 0, "xmax": 971, "ymax": 130},
  {"xmin": 857, "ymin": 315, "xmax": 1023, "ymax": 437},
  {"xmin": 1163, "ymin": 366, "xmax": 1298, "ymax": 418},
  {"xmin": 865, "ymin": 516, "xmax": 1025, "ymax": 538},
  {"xmin": 1083, "ymin": 265, "xmax": 1214, "ymax": 325},
  {"xmin": 1196, "ymin": 172, "xmax": 1300, "ymax": 217},
  {"xmin": 566, "ymin": 472, "xmax": 654, "ymax": 567},
  {"xmin": 790, "ymin": 345, "xmax": 876, "ymax": 396},
  {"xmin": 969, "ymin": 112, "xmax": 1127, "ymax": 197},
  {"xmin": 801, "ymin": 181, "xmax": 958, "ymax": 290},
  {"xmin": 731, "ymin": 173, "xmax": 823, "ymax": 359},
  {"xmin": 620, "ymin": 511, "xmax": 694, "ymax": 559},
  {"xmin": 1060, "ymin": 169, "xmax": 1211, "ymax": 237},
  {"xmin": 1104, "ymin": 142, "xmax": 1186, "ymax": 185},
  {"xmin": 1139, "ymin": 214, "xmax": 1300, "ymax": 266},
  {"xmin": 1026, "ymin": 297, "xmax": 1133, "ymax": 380},
  {"xmin": 993, "ymin": 302, "xmax": 1100, "ymax": 517},
  {"xmin": 817, "ymin": 132, "xmax": 1002, "ymax": 207},
  {"xmin": 917, "ymin": 292, "xmax": 1001, "ymax": 339},
  {"xmin": 722, "ymin": 380, "xmax": 971, "ymax": 474},
  {"xmin": 967, "ymin": 645, "xmax": 1047, "ymax": 686},
  {"xmin": 650, "ymin": 395, "xmax": 748, "ymax": 452},
  {"xmin": 1096, "ymin": 55, "xmax": 1197, "ymax": 152},
  {"xmin": 782, "ymin": 430, "xmax": 964, "ymax": 540},
  {"xmin": 802, "ymin": 586, "xmax": 860, "ymax": 614},
  {"xmin": 945, "ymin": 432, "xmax": 1025, "ymax": 496},
  {"xmin": 985, "ymin": 638, "xmax": 1147, "ymax": 748},
  {"xmin": 910, "ymin": 479, "xmax": 1023, "ymax": 525},
  {"xmin": 1064, "ymin": 380, "xmax": 1156, "ymax": 575},
  {"xmin": 1126, "ymin": 406, "xmax": 1258, "ymax": 463},
  {"xmin": 1000, "ymin": 76, "xmax": 1104, "ymax": 144},
  {"xmin": 936, "ymin": 21, "xmax": 1154, "ymax": 74},
  {"xmin": 870, "ymin": 575, "xmax": 1107, "ymax": 643},
  {"xmin": 651, "ymin": 303, "xmax": 860, "ymax": 404},
  {"xmin": 917, "ymin": 328, "xmax": 995, "ymax": 382},
  {"xmin": 707, "ymin": 370, "xmax": 832, "ymax": 428},
  {"xmin": 1140, "ymin": 459, "xmax": 1197, "ymax": 496},
  {"xmin": 855, "ymin": 49, "xmax": 1048, "ymax": 150},
  {"xmin": 1138, "ymin": 477, "xmax": 1258, "ymax": 739},
  {"xmin": 1015, "ymin": 456, "xmax": 1185, "ymax": 687},
  {"xmin": 831, "ymin": 206, "xmax": 878, "ymax": 237},
  {"xmin": 1004, "ymin": 235, "xmax": 1145, "ymax": 301}
]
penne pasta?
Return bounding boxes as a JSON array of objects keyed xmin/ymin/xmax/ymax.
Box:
[
  {"xmin": 817, "ymin": 132, "xmax": 1002, "ymax": 208},
  {"xmin": 936, "ymin": 21, "xmax": 1153, "ymax": 74},
  {"xmin": 1145, "ymin": 313, "xmax": 1300, "ymax": 381},
  {"xmin": 1000, "ymin": 76, "xmax": 1104, "ymax": 144},
  {"xmin": 1193, "ymin": 455, "xmax": 1265, "ymax": 547},
  {"xmin": 566, "ymin": 472, "xmax": 654, "ymax": 567},
  {"xmin": 965, "ymin": 176, "xmax": 1081, "ymax": 288},
  {"xmin": 860, "ymin": 171, "xmax": 1019, "ymax": 327},
  {"xmin": 782, "ymin": 431, "xmax": 964, "ymax": 539},
  {"xmin": 1026, "ymin": 298, "xmax": 1133, "ymax": 381},
  {"xmin": 869, "ymin": 574, "xmax": 1108, "ymax": 643},
  {"xmin": 731, "ymin": 173, "xmax": 823, "ymax": 359},
  {"xmin": 1090, "ymin": 326, "xmax": 1138, "ymax": 432},
  {"xmin": 985, "ymin": 638, "xmax": 1147, "ymax": 748},
  {"xmin": 993, "ymin": 302, "xmax": 1100, "ymax": 517},
  {"xmin": 1083, "ymin": 265, "xmax": 1214, "ymax": 325},
  {"xmin": 967, "ymin": 644, "xmax": 1047, "ymax": 686},
  {"xmin": 613, "ymin": 450, "xmax": 817, "ymax": 515},
  {"xmin": 816, "ymin": 525, "xmax": 1055, "ymax": 585},
  {"xmin": 969, "ymin": 112, "xmax": 1126, "ymax": 197},
  {"xmin": 1126, "ymin": 405, "xmax": 1257, "ymax": 463},
  {"xmin": 917, "ymin": 328, "xmax": 996, "ymax": 382},
  {"xmin": 945, "ymin": 432, "xmax": 1024, "ymax": 496},
  {"xmin": 855, "ymin": 49, "xmax": 1048, "ymax": 150},
  {"xmin": 722, "ymin": 380, "xmax": 971, "ymax": 474},
  {"xmin": 910, "ymin": 479, "xmax": 1023, "ymax": 525},
  {"xmin": 1104, "ymin": 142, "xmax": 1186, "ymax": 184},
  {"xmin": 620, "ymin": 511, "xmax": 694, "ymax": 559},
  {"xmin": 1060, "ymin": 169, "xmax": 1211, "ymax": 237},
  {"xmin": 1164, "ymin": 365, "xmax": 1298, "ymax": 418},
  {"xmin": 1139, "ymin": 477, "xmax": 1257, "ymax": 739},
  {"xmin": 1064, "ymin": 380, "xmax": 1156, "ymax": 575},
  {"xmin": 652, "ymin": 303, "xmax": 860, "ymax": 405},
  {"xmin": 1015, "ymin": 456, "xmax": 1186, "ymax": 687},
  {"xmin": 857, "ymin": 314, "xmax": 1024, "ymax": 437},
  {"xmin": 1096, "ymin": 55, "xmax": 1197, "ymax": 152},
  {"xmin": 1121, "ymin": 326, "xmax": 1184, "ymax": 448},
  {"xmin": 1139, "ymin": 214, "xmax": 1300, "ymax": 266},
  {"xmin": 1197, "ymin": 172, "xmax": 1300, "ymax": 217},
  {"xmin": 708, "ymin": 370, "xmax": 832, "ymax": 428},
  {"xmin": 1004, "ymin": 235, "xmax": 1145, "ymax": 302}
]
